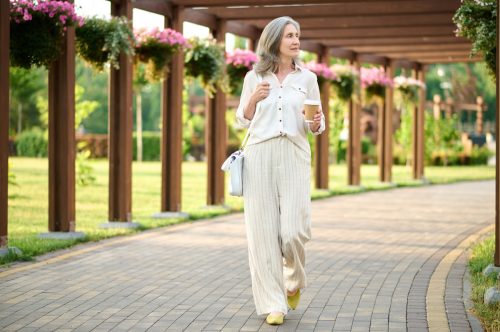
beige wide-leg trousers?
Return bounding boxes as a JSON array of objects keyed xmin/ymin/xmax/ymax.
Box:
[{"xmin": 243, "ymin": 136, "xmax": 311, "ymax": 315}]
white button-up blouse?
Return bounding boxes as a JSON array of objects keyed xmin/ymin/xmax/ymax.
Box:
[{"xmin": 236, "ymin": 64, "xmax": 326, "ymax": 153}]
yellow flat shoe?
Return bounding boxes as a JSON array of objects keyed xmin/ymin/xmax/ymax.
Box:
[
  {"xmin": 287, "ymin": 289, "xmax": 301, "ymax": 310},
  {"xmin": 266, "ymin": 312, "xmax": 284, "ymax": 325}
]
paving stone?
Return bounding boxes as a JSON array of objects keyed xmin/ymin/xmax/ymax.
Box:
[{"xmin": 0, "ymin": 181, "xmax": 494, "ymax": 332}]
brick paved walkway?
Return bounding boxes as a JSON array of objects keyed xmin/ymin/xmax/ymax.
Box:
[{"xmin": 0, "ymin": 180, "xmax": 494, "ymax": 332}]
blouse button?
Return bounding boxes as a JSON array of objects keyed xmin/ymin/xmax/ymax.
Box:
[
  {"xmin": 279, "ymin": 96, "xmax": 281, "ymax": 98},
  {"xmin": 279, "ymin": 108, "xmax": 282, "ymax": 110}
]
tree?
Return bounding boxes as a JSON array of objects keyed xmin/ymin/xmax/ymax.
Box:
[{"xmin": 9, "ymin": 67, "xmax": 46, "ymax": 134}]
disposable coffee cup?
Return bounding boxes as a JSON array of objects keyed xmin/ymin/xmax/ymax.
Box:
[{"xmin": 304, "ymin": 99, "xmax": 320, "ymax": 123}]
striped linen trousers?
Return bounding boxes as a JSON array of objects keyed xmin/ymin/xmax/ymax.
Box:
[{"xmin": 243, "ymin": 136, "xmax": 312, "ymax": 315}]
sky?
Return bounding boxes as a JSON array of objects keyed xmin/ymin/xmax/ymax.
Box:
[{"xmin": 74, "ymin": 0, "xmax": 236, "ymax": 51}]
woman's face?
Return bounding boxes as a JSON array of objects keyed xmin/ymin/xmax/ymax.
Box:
[{"xmin": 279, "ymin": 23, "xmax": 300, "ymax": 59}]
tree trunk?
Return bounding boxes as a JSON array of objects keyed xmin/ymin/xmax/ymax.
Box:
[{"xmin": 17, "ymin": 103, "xmax": 22, "ymax": 134}]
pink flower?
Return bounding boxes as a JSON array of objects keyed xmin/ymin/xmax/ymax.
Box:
[
  {"xmin": 360, "ymin": 67, "xmax": 393, "ymax": 88},
  {"xmin": 305, "ymin": 61, "xmax": 337, "ymax": 81},
  {"xmin": 226, "ymin": 49, "xmax": 258, "ymax": 70}
]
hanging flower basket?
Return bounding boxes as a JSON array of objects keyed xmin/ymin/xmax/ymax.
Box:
[
  {"xmin": 226, "ymin": 49, "xmax": 257, "ymax": 96},
  {"xmin": 331, "ymin": 64, "xmax": 358, "ymax": 102},
  {"xmin": 184, "ymin": 37, "xmax": 228, "ymax": 96},
  {"xmin": 393, "ymin": 76, "xmax": 425, "ymax": 107},
  {"xmin": 304, "ymin": 61, "xmax": 337, "ymax": 87},
  {"xmin": 361, "ymin": 67, "xmax": 393, "ymax": 102},
  {"xmin": 9, "ymin": 0, "xmax": 84, "ymax": 69},
  {"xmin": 134, "ymin": 27, "xmax": 188, "ymax": 82},
  {"xmin": 75, "ymin": 16, "xmax": 135, "ymax": 71}
]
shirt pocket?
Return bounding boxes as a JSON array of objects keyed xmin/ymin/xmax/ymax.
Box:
[{"xmin": 291, "ymin": 84, "xmax": 307, "ymax": 103}]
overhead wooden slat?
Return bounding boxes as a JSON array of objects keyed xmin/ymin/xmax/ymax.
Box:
[
  {"xmin": 320, "ymin": 36, "xmax": 470, "ymax": 47},
  {"xmin": 348, "ymin": 43, "xmax": 472, "ymax": 53},
  {"xmin": 300, "ymin": 25, "xmax": 457, "ymax": 39},
  {"xmin": 171, "ymin": 0, "xmax": 422, "ymax": 6},
  {"xmin": 134, "ymin": 0, "xmax": 172, "ymax": 17},
  {"xmin": 235, "ymin": 13, "xmax": 456, "ymax": 29},
  {"xmin": 196, "ymin": 1, "xmax": 460, "ymax": 20}
]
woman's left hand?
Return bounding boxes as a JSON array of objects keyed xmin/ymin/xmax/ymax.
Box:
[{"xmin": 309, "ymin": 109, "xmax": 322, "ymax": 133}]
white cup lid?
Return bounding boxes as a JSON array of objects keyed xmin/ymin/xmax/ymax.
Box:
[{"xmin": 304, "ymin": 99, "xmax": 320, "ymax": 106}]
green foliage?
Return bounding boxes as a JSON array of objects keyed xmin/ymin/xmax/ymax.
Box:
[
  {"xmin": 10, "ymin": 12, "xmax": 62, "ymax": 69},
  {"xmin": 8, "ymin": 161, "xmax": 17, "ymax": 186},
  {"xmin": 76, "ymin": 142, "xmax": 96, "ymax": 186},
  {"xmin": 227, "ymin": 64, "xmax": 248, "ymax": 96},
  {"xmin": 15, "ymin": 128, "xmax": 47, "ymax": 157},
  {"xmin": 132, "ymin": 132, "xmax": 161, "ymax": 161},
  {"xmin": 365, "ymin": 84, "xmax": 385, "ymax": 101},
  {"xmin": 454, "ymin": 0, "xmax": 497, "ymax": 78},
  {"xmin": 9, "ymin": 67, "xmax": 46, "ymax": 133},
  {"xmin": 184, "ymin": 37, "xmax": 228, "ymax": 96},
  {"xmin": 395, "ymin": 106, "xmax": 413, "ymax": 165},
  {"xmin": 328, "ymin": 99, "xmax": 346, "ymax": 164},
  {"xmin": 332, "ymin": 73, "xmax": 355, "ymax": 102},
  {"xmin": 37, "ymin": 84, "xmax": 99, "ymax": 130},
  {"xmin": 468, "ymin": 235, "xmax": 500, "ymax": 332},
  {"xmin": 75, "ymin": 16, "xmax": 135, "ymax": 71}
]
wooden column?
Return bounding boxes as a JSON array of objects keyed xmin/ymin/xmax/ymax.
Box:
[
  {"xmin": 348, "ymin": 57, "xmax": 361, "ymax": 186},
  {"xmin": 48, "ymin": 25, "xmax": 76, "ymax": 231},
  {"xmin": 206, "ymin": 19, "xmax": 227, "ymax": 205},
  {"xmin": 315, "ymin": 47, "xmax": 330, "ymax": 189},
  {"xmin": 494, "ymin": 0, "xmax": 499, "ymax": 267},
  {"xmin": 109, "ymin": 0, "xmax": 133, "ymax": 221},
  {"xmin": 379, "ymin": 61, "xmax": 394, "ymax": 182},
  {"xmin": 476, "ymin": 96, "xmax": 484, "ymax": 135},
  {"xmin": 416, "ymin": 66, "xmax": 426, "ymax": 179},
  {"xmin": 0, "ymin": 0, "xmax": 9, "ymax": 247},
  {"xmin": 161, "ymin": 6, "xmax": 184, "ymax": 212}
]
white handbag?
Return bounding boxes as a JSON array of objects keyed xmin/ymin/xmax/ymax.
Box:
[{"xmin": 221, "ymin": 74, "xmax": 262, "ymax": 197}]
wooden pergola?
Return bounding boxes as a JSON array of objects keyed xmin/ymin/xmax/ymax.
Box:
[{"xmin": 0, "ymin": 0, "xmax": 498, "ymax": 264}]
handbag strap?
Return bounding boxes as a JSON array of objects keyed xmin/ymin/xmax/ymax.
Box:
[{"xmin": 239, "ymin": 73, "xmax": 263, "ymax": 150}]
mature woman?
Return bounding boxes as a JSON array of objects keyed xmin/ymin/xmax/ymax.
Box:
[{"xmin": 236, "ymin": 16, "xmax": 325, "ymax": 325}]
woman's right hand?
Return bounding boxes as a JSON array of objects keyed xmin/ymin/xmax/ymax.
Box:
[{"xmin": 251, "ymin": 81, "xmax": 271, "ymax": 104}]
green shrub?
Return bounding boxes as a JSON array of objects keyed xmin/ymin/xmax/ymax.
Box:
[
  {"xmin": 132, "ymin": 132, "xmax": 161, "ymax": 161},
  {"xmin": 470, "ymin": 145, "xmax": 493, "ymax": 165},
  {"xmin": 15, "ymin": 128, "xmax": 47, "ymax": 157}
]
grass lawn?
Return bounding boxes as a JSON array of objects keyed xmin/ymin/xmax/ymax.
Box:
[
  {"xmin": 2, "ymin": 157, "xmax": 495, "ymax": 265},
  {"xmin": 468, "ymin": 235, "xmax": 500, "ymax": 331}
]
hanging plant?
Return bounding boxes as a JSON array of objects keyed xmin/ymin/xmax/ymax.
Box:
[
  {"xmin": 134, "ymin": 27, "xmax": 188, "ymax": 82},
  {"xmin": 361, "ymin": 67, "xmax": 393, "ymax": 102},
  {"xmin": 331, "ymin": 64, "xmax": 358, "ymax": 102},
  {"xmin": 304, "ymin": 61, "xmax": 337, "ymax": 87},
  {"xmin": 9, "ymin": 0, "xmax": 84, "ymax": 69},
  {"xmin": 393, "ymin": 76, "xmax": 425, "ymax": 107},
  {"xmin": 75, "ymin": 16, "xmax": 135, "ymax": 71},
  {"xmin": 226, "ymin": 49, "xmax": 258, "ymax": 96},
  {"xmin": 453, "ymin": 0, "xmax": 496, "ymax": 79},
  {"xmin": 184, "ymin": 37, "xmax": 228, "ymax": 96}
]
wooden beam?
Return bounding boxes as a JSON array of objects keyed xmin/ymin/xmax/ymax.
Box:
[
  {"xmin": 171, "ymin": 0, "xmax": 424, "ymax": 6},
  {"xmin": 379, "ymin": 60, "xmax": 395, "ymax": 182},
  {"xmin": 417, "ymin": 65, "xmax": 425, "ymax": 180},
  {"xmin": 357, "ymin": 54, "xmax": 388, "ymax": 65},
  {"xmin": 320, "ymin": 36, "xmax": 471, "ymax": 47},
  {"xmin": 495, "ymin": 0, "xmax": 499, "ymax": 267},
  {"xmin": 162, "ymin": 5, "xmax": 184, "ymax": 212},
  {"xmin": 0, "ymin": 0, "xmax": 9, "ymax": 247},
  {"xmin": 236, "ymin": 13, "xmax": 456, "ymax": 30},
  {"xmin": 418, "ymin": 57, "xmax": 481, "ymax": 64},
  {"xmin": 185, "ymin": 7, "xmax": 217, "ymax": 29},
  {"xmin": 199, "ymin": 1, "xmax": 460, "ymax": 20},
  {"xmin": 300, "ymin": 40, "xmax": 323, "ymax": 54},
  {"xmin": 348, "ymin": 57, "xmax": 362, "ymax": 186},
  {"xmin": 134, "ymin": 0, "xmax": 172, "ymax": 17},
  {"xmin": 315, "ymin": 46, "xmax": 330, "ymax": 190},
  {"xmin": 109, "ymin": 0, "xmax": 133, "ymax": 221},
  {"xmin": 300, "ymin": 25, "xmax": 457, "ymax": 39},
  {"xmin": 206, "ymin": 19, "xmax": 227, "ymax": 205},
  {"xmin": 350, "ymin": 43, "xmax": 472, "ymax": 53},
  {"xmin": 48, "ymin": 26, "xmax": 76, "ymax": 232},
  {"xmin": 329, "ymin": 48, "xmax": 355, "ymax": 60},
  {"xmin": 226, "ymin": 21, "xmax": 261, "ymax": 40}
]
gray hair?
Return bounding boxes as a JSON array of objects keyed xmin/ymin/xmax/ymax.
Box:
[{"xmin": 254, "ymin": 16, "xmax": 301, "ymax": 75}]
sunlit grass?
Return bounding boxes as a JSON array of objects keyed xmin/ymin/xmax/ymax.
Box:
[{"xmin": 3, "ymin": 157, "xmax": 495, "ymax": 265}]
